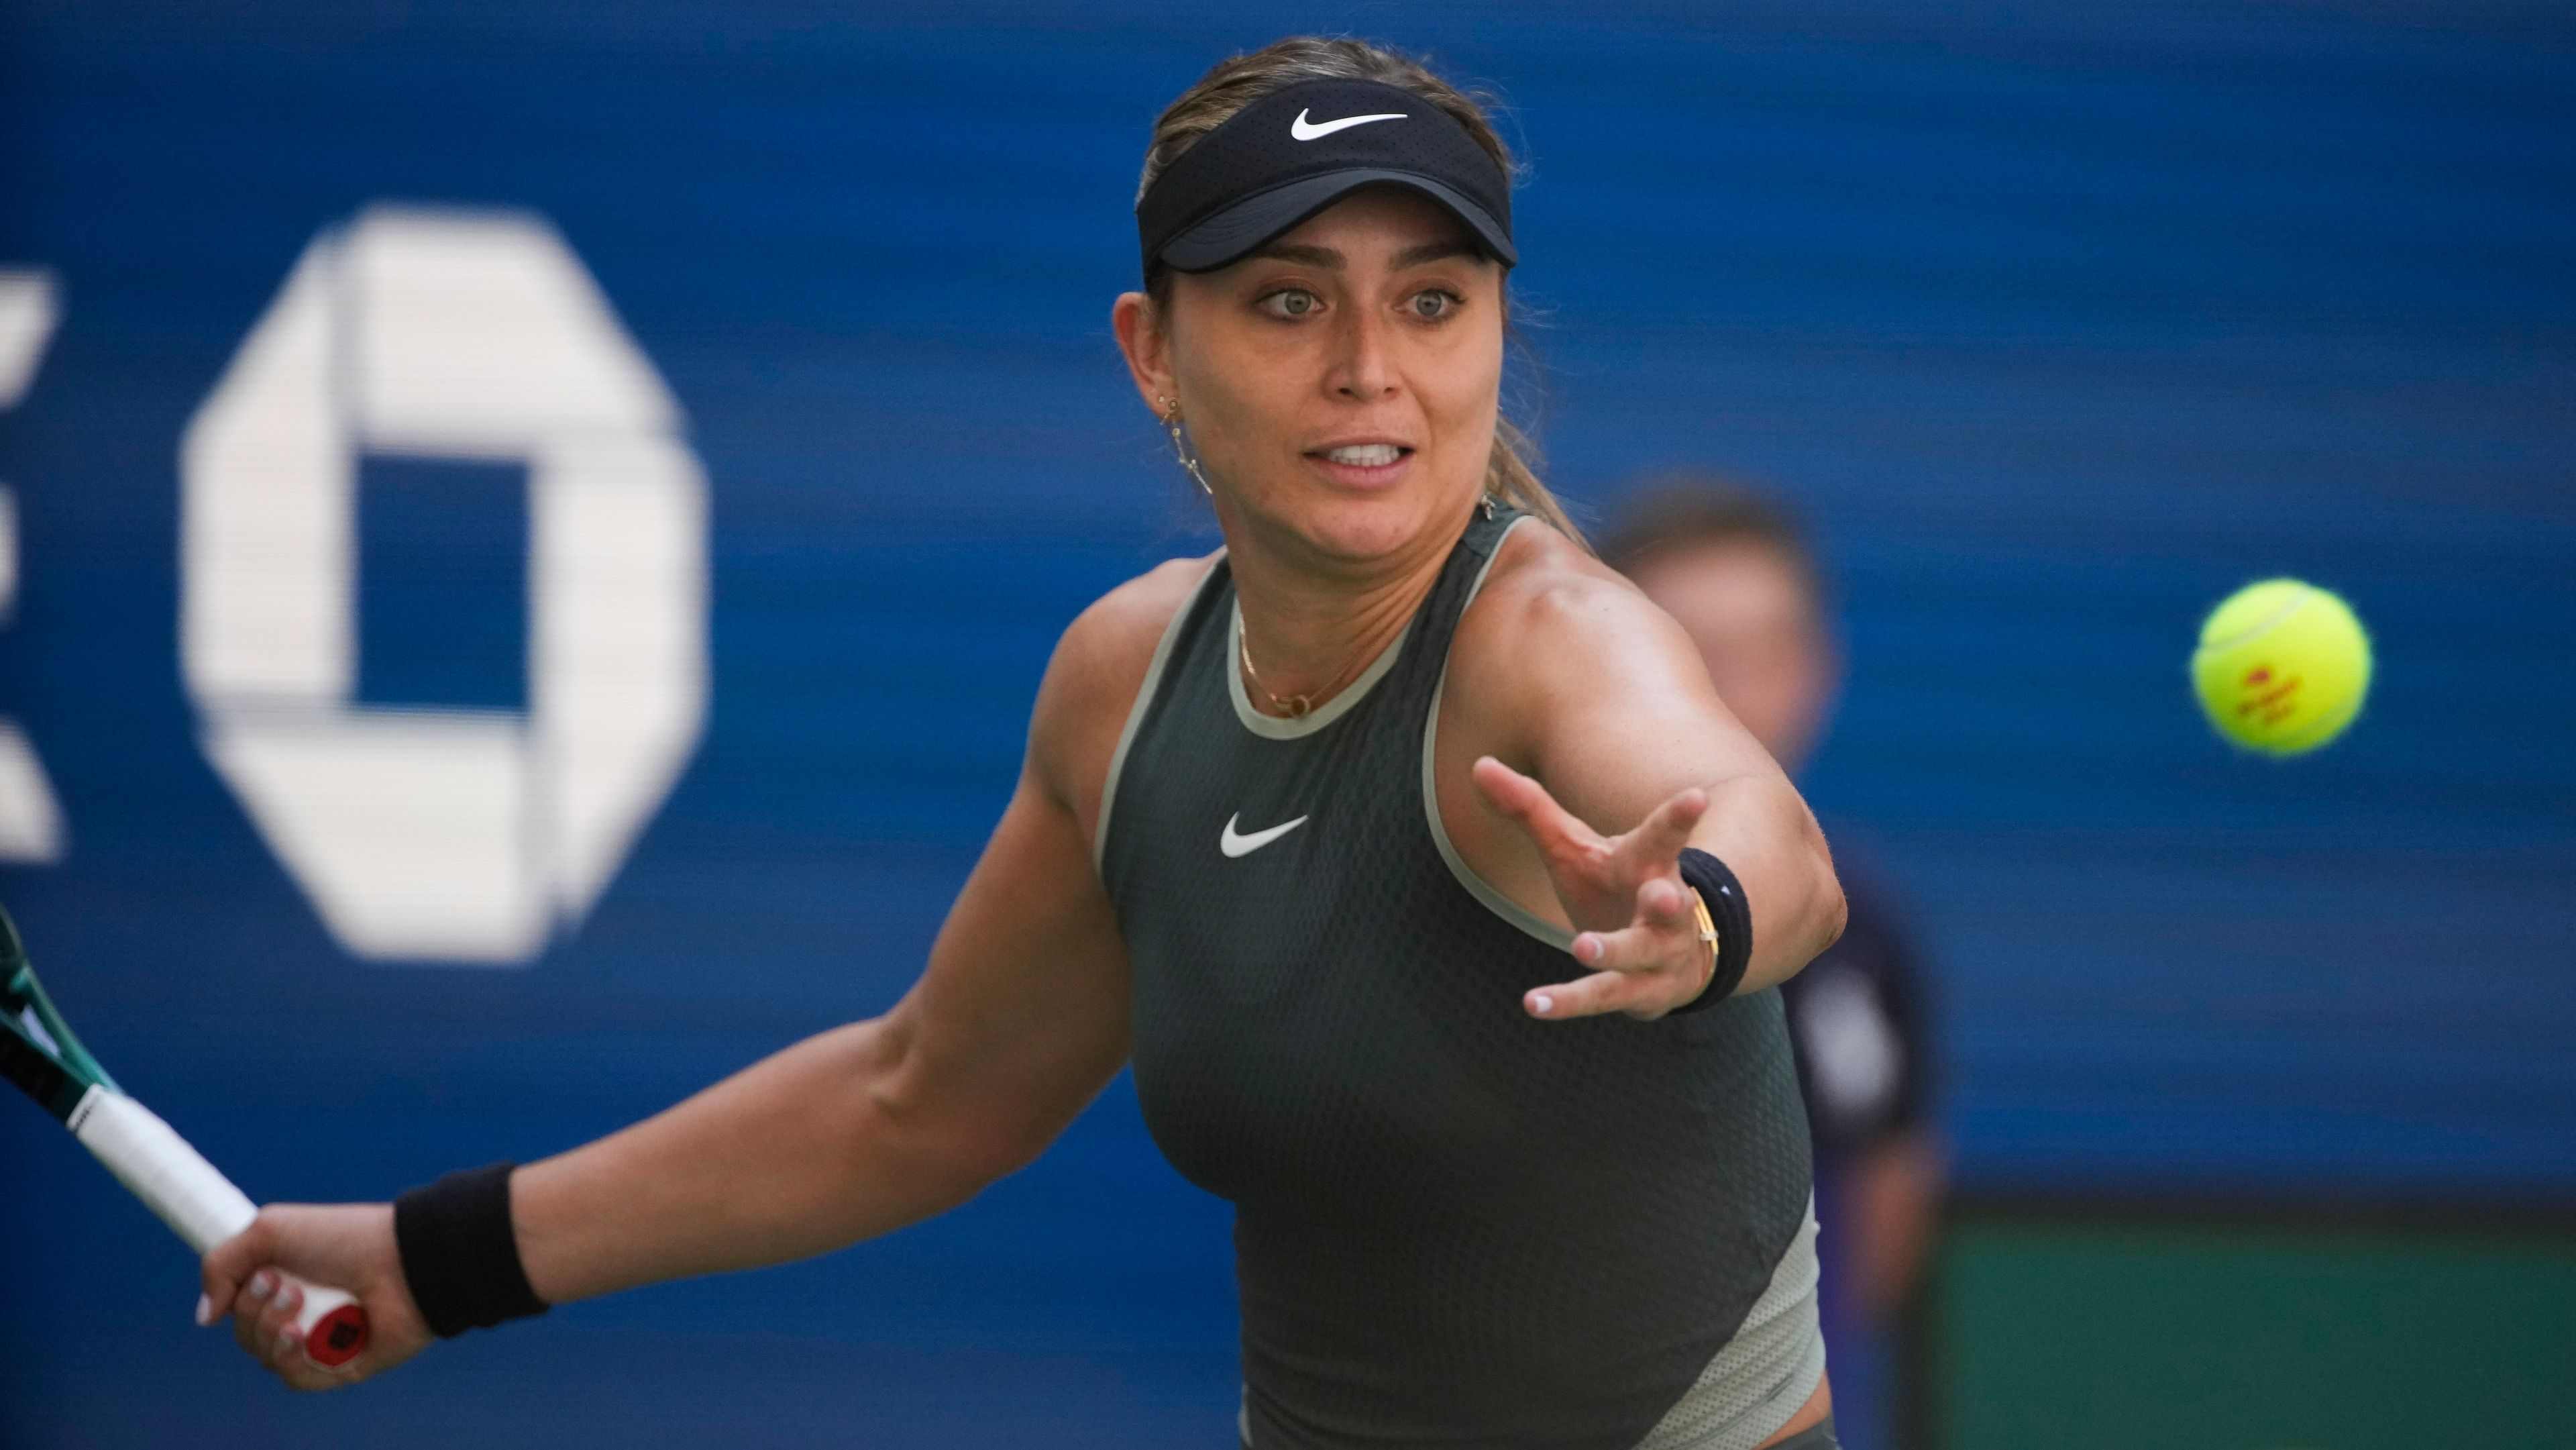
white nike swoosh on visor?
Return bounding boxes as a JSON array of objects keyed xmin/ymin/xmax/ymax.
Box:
[
  {"xmin": 1289, "ymin": 108, "xmax": 1407, "ymax": 141},
  {"xmin": 1220, "ymin": 812, "xmax": 1309, "ymax": 858}
]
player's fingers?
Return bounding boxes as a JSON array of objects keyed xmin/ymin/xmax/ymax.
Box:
[
  {"xmin": 1617, "ymin": 786, "xmax": 1708, "ymax": 870},
  {"xmin": 1631, "ymin": 875, "xmax": 1695, "ymax": 931},
  {"xmin": 1569, "ymin": 918, "xmax": 1690, "ymax": 978},
  {"xmin": 234, "ymin": 1286, "xmax": 353, "ymax": 1391},
  {"xmin": 1572, "ymin": 880, "xmax": 1697, "ymax": 969},
  {"xmin": 237, "ymin": 1266, "xmax": 276, "ymax": 1315},
  {"xmin": 264, "ymin": 1329, "xmax": 341, "ymax": 1392},
  {"xmin": 231, "ymin": 1271, "xmax": 279, "ymax": 1364},
  {"xmin": 199, "ymin": 1217, "xmax": 273, "ymax": 1324},
  {"xmin": 235, "ymin": 1267, "xmax": 307, "ymax": 1372},
  {"xmin": 1471, "ymin": 757, "xmax": 1603, "ymax": 861},
  {"xmin": 286, "ymin": 1348, "xmax": 368, "ymax": 1392},
  {"xmin": 1523, "ymin": 968, "xmax": 1664, "ymax": 1021},
  {"xmin": 264, "ymin": 1277, "xmax": 304, "ymax": 1349},
  {"xmin": 270, "ymin": 1298, "xmax": 356, "ymax": 1390},
  {"xmin": 243, "ymin": 1268, "xmax": 286, "ymax": 1342}
]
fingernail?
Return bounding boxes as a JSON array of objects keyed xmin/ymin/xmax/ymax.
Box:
[
  {"xmin": 195, "ymin": 1294, "xmax": 214, "ymax": 1327},
  {"xmin": 277, "ymin": 1327, "xmax": 300, "ymax": 1355},
  {"xmin": 248, "ymin": 1270, "xmax": 275, "ymax": 1302},
  {"xmin": 1532, "ymin": 994, "xmax": 1554, "ymax": 1015},
  {"xmin": 1578, "ymin": 937, "xmax": 1601, "ymax": 964}
]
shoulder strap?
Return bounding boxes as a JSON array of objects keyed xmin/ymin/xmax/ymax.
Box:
[
  {"xmin": 1091, "ymin": 554, "xmax": 1231, "ymax": 869},
  {"xmin": 1381, "ymin": 503, "xmax": 1532, "ymax": 698}
]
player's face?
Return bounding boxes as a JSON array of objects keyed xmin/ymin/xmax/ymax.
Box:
[
  {"xmin": 1631, "ymin": 542, "xmax": 1838, "ymax": 773},
  {"xmin": 1141, "ymin": 188, "xmax": 1506, "ymax": 568}
]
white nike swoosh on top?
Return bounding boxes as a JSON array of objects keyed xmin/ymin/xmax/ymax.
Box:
[
  {"xmin": 1220, "ymin": 812, "xmax": 1309, "ymax": 858},
  {"xmin": 1289, "ymin": 108, "xmax": 1407, "ymax": 142}
]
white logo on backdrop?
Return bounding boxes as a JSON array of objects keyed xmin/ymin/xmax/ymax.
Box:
[
  {"xmin": 181, "ymin": 207, "xmax": 707, "ymax": 964},
  {"xmin": 0, "ymin": 269, "xmax": 65, "ymax": 864}
]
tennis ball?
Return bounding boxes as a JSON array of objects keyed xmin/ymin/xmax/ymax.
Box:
[{"xmin": 2191, "ymin": 578, "xmax": 2372, "ymax": 756}]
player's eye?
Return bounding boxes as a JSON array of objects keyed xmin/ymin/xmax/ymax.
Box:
[
  {"xmin": 1406, "ymin": 289, "xmax": 1462, "ymax": 321},
  {"xmin": 1257, "ymin": 288, "xmax": 1322, "ymax": 320}
]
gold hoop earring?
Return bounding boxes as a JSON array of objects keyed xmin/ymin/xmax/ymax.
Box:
[{"xmin": 1160, "ymin": 399, "xmax": 1214, "ymax": 497}]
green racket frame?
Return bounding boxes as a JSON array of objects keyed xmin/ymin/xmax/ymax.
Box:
[{"xmin": 1, "ymin": 906, "xmax": 122, "ymax": 1119}]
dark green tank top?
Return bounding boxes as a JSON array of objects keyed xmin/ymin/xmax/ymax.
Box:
[{"xmin": 1097, "ymin": 508, "xmax": 1821, "ymax": 1449}]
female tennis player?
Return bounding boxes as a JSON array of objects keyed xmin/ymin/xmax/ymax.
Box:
[{"xmin": 205, "ymin": 37, "xmax": 1848, "ymax": 1449}]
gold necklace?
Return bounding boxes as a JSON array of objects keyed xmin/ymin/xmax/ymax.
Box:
[{"xmin": 1239, "ymin": 619, "xmax": 1377, "ymax": 719}]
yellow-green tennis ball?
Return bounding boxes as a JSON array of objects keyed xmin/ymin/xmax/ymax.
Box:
[{"xmin": 2191, "ymin": 578, "xmax": 2373, "ymax": 756}]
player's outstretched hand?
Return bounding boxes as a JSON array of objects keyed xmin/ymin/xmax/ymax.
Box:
[
  {"xmin": 1472, "ymin": 756, "xmax": 1715, "ymax": 1022},
  {"xmin": 201, "ymin": 1203, "xmax": 431, "ymax": 1391}
]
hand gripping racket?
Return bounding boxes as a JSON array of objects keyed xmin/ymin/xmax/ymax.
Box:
[{"xmin": 0, "ymin": 903, "xmax": 370, "ymax": 1366}]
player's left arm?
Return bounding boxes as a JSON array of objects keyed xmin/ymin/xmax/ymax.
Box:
[{"xmin": 1454, "ymin": 533, "xmax": 1845, "ymax": 1017}]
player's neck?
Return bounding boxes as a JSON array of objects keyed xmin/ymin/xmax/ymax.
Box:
[{"xmin": 1224, "ymin": 507, "xmax": 1462, "ymax": 715}]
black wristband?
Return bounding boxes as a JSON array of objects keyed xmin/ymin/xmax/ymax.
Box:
[
  {"xmin": 393, "ymin": 1161, "xmax": 549, "ymax": 1338},
  {"xmin": 1670, "ymin": 847, "xmax": 1753, "ymax": 1015}
]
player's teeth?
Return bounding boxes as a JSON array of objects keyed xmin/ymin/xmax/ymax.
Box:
[{"xmin": 1325, "ymin": 445, "xmax": 1401, "ymax": 466}]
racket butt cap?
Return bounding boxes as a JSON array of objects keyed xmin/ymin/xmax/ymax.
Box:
[{"xmin": 303, "ymin": 1297, "xmax": 370, "ymax": 1367}]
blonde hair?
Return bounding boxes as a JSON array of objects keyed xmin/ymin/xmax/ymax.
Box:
[{"xmin": 1140, "ymin": 37, "xmax": 1583, "ymax": 545}]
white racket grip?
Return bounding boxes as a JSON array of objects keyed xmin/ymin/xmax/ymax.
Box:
[
  {"xmin": 68, "ymin": 1087, "xmax": 370, "ymax": 1365},
  {"xmin": 69, "ymin": 1088, "xmax": 256, "ymax": 1252}
]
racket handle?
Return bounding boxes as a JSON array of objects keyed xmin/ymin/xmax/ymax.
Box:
[
  {"xmin": 68, "ymin": 1088, "xmax": 372, "ymax": 1366},
  {"xmin": 286, "ymin": 1280, "xmax": 369, "ymax": 1365}
]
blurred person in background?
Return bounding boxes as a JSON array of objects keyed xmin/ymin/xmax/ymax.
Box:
[{"xmin": 1606, "ymin": 482, "xmax": 1943, "ymax": 1450}]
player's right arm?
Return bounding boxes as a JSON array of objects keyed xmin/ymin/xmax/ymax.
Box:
[{"xmin": 203, "ymin": 557, "xmax": 1210, "ymax": 1391}]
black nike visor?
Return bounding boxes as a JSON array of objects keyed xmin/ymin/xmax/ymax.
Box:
[{"xmin": 1137, "ymin": 79, "xmax": 1516, "ymax": 276}]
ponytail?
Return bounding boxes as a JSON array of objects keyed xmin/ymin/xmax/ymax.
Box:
[{"xmin": 1486, "ymin": 417, "xmax": 1586, "ymax": 548}]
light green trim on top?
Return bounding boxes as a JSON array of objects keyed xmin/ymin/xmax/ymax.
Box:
[
  {"xmin": 1093, "ymin": 556, "xmax": 1225, "ymax": 872},
  {"xmin": 1633, "ymin": 1197, "xmax": 1824, "ymax": 1450},
  {"xmin": 1226, "ymin": 597, "xmax": 1409, "ymax": 741},
  {"xmin": 1415, "ymin": 515, "xmax": 1574, "ymax": 952}
]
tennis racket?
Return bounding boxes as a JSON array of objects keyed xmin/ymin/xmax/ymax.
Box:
[{"xmin": 0, "ymin": 902, "xmax": 370, "ymax": 1366}]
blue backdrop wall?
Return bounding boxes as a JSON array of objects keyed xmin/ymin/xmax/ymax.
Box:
[{"xmin": 3, "ymin": 1, "xmax": 2571, "ymax": 1442}]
